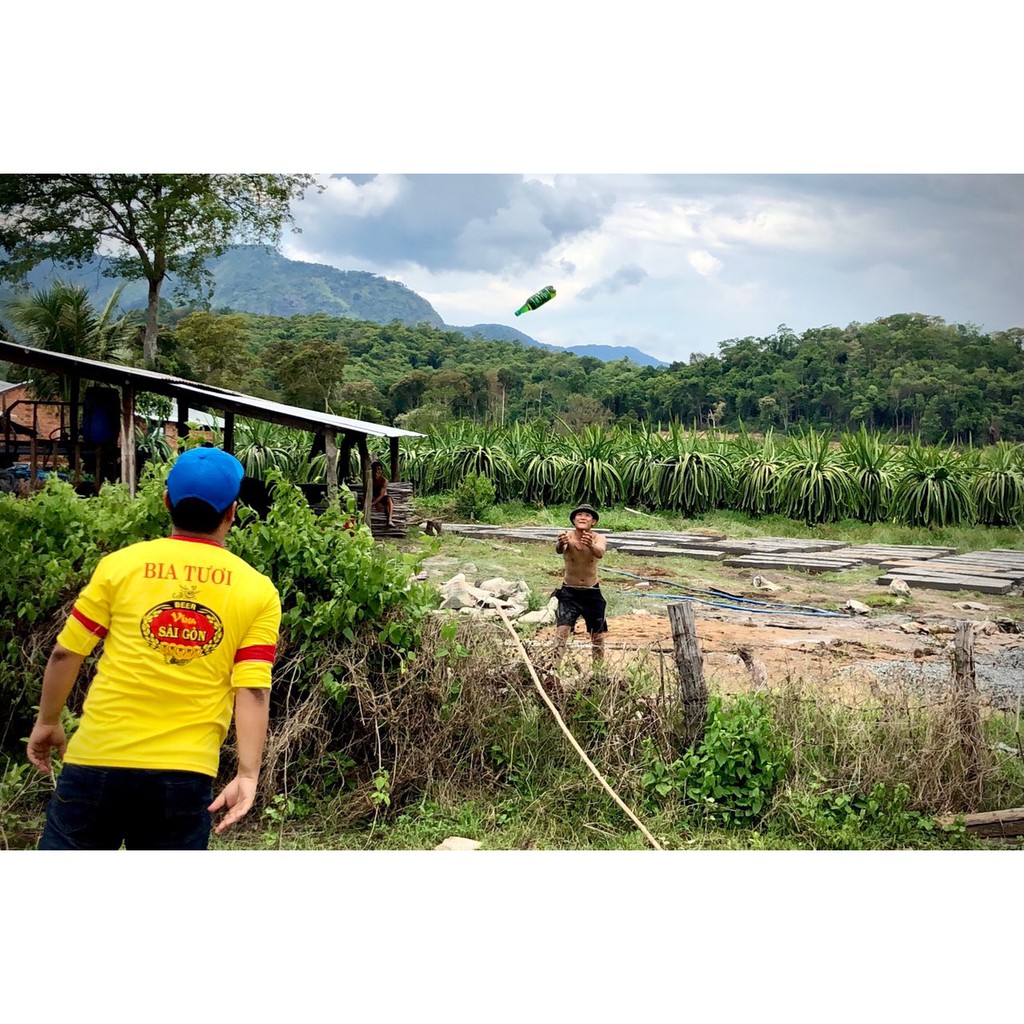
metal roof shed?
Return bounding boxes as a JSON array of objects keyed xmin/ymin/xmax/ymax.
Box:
[{"xmin": 0, "ymin": 339, "xmax": 423, "ymax": 522}]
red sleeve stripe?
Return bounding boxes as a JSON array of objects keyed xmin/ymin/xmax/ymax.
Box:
[
  {"xmin": 71, "ymin": 607, "xmax": 108, "ymax": 638},
  {"xmin": 234, "ymin": 644, "xmax": 277, "ymax": 664}
]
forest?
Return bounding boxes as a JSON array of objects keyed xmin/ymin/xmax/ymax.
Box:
[{"xmin": 131, "ymin": 307, "xmax": 1024, "ymax": 443}]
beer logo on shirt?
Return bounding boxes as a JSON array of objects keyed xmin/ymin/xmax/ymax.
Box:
[{"xmin": 140, "ymin": 600, "xmax": 224, "ymax": 664}]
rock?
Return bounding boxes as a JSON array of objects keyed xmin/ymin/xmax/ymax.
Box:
[
  {"xmin": 479, "ymin": 577, "xmax": 517, "ymax": 599},
  {"xmin": 441, "ymin": 586, "xmax": 482, "ymax": 611},
  {"xmin": 953, "ymin": 601, "xmax": 990, "ymax": 611},
  {"xmin": 888, "ymin": 578, "xmax": 912, "ymax": 597},
  {"xmin": 434, "ymin": 836, "xmax": 482, "ymax": 851},
  {"xmin": 844, "ymin": 600, "xmax": 871, "ymax": 616},
  {"xmin": 632, "ymin": 581, "xmax": 651, "ymax": 590},
  {"xmin": 752, "ymin": 574, "xmax": 783, "ymax": 592},
  {"xmin": 517, "ymin": 609, "xmax": 553, "ymax": 626}
]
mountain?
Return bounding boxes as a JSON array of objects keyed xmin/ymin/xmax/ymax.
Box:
[
  {"xmin": 449, "ymin": 325, "xmax": 666, "ymax": 366},
  {"xmin": 561, "ymin": 344, "xmax": 666, "ymax": 367},
  {"xmin": 2, "ymin": 246, "xmax": 666, "ymax": 365}
]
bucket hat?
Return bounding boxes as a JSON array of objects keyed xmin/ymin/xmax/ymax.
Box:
[{"xmin": 569, "ymin": 503, "xmax": 599, "ymax": 525}]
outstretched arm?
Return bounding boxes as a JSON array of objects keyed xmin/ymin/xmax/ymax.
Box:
[
  {"xmin": 27, "ymin": 643, "xmax": 85, "ymax": 773},
  {"xmin": 209, "ymin": 686, "xmax": 270, "ymax": 834}
]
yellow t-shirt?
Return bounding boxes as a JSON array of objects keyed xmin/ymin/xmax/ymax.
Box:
[{"xmin": 57, "ymin": 535, "xmax": 282, "ymax": 777}]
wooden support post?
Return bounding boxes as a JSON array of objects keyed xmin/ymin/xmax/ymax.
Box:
[
  {"xmin": 176, "ymin": 395, "xmax": 190, "ymax": 451},
  {"xmin": 338, "ymin": 433, "xmax": 354, "ymax": 482},
  {"xmin": 120, "ymin": 384, "xmax": 137, "ymax": 497},
  {"xmin": 223, "ymin": 410, "xmax": 235, "ymax": 455},
  {"xmin": 69, "ymin": 374, "xmax": 81, "ymax": 483},
  {"xmin": 668, "ymin": 602, "xmax": 708, "ymax": 750},
  {"xmin": 953, "ymin": 620, "xmax": 983, "ymax": 797},
  {"xmin": 357, "ymin": 434, "xmax": 372, "ymax": 526},
  {"xmin": 324, "ymin": 427, "xmax": 339, "ymax": 507},
  {"xmin": 389, "ymin": 436, "xmax": 399, "ymax": 482},
  {"xmin": 29, "ymin": 404, "xmax": 38, "ymax": 487}
]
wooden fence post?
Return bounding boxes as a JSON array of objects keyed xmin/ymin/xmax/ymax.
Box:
[
  {"xmin": 952, "ymin": 620, "xmax": 983, "ymax": 799},
  {"xmin": 324, "ymin": 428, "xmax": 338, "ymax": 508},
  {"xmin": 668, "ymin": 602, "xmax": 708, "ymax": 750}
]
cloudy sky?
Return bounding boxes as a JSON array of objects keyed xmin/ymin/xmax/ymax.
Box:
[{"xmin": 282, "ymin": 174, "xmax": 1024, "ymax": 364}]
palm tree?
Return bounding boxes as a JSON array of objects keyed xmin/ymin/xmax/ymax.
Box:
[{"xmin": 3, "ymin": 280, "xmax": 139, "ymax": 397}]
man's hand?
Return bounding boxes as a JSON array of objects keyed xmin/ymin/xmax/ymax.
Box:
[
  {"xmin": 27, "ymin": 721, "xmax": 67, "ymax": 774},
  {"xmin": 208, "ymin": 775, "xmax": 258, "ymax": 834}
]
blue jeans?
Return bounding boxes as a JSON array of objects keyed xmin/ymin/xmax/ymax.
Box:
[{"xmin": 39, "ymin": 763, "xmax": 213, "ymax": 850}]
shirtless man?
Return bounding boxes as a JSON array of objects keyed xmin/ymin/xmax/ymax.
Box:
[{"xmin": 551, "ymin": 503, "xmax": 608, "ymax": 672}]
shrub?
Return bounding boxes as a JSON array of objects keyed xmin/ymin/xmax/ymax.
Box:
[
  {"xmin": 641, "ymin": 693, "xmax": 791, "ymax": 828},
  {"xmin": 452, "ymin": 472, "xmax": 497, "ymax": 521}
]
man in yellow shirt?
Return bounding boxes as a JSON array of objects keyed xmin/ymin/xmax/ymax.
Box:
[{"xmin": 27, "ymin": 446, "xmax": 282, "ymax": 850}]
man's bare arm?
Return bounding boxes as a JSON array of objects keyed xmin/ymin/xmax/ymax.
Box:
[
  {"xmin": 27, "ymin": 643, "xmax": 86, "ymax": 773},
  {"xmin": 208, "ymin": 686, "xmax": 270, "ymax": 834}
]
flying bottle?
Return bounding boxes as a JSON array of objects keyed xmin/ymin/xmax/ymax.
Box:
[{"xmin": 514, "ymin": 285, "xmax": 556, "ymax": 316}]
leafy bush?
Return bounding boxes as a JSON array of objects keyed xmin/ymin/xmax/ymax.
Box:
[
  {"xmin": 776, "ymin": 429, "xmax": 857, "ymax": 525},
  {"xmin": 452, "ymin": 472, "xmax": 497, "ymax": 521},
  {"xmin": 841, "ymin": 426, "xmax": 895, "ymax": 522},
  {"xmin": 641, "ymin": 693, "xmax": 791, "ymax": 828},
  {"xmin": 971, "ymin": 442, "xmax": 1024, "ymax": 526},
  {"xmin": 771, "ymin": 777, "xmax": 948, "ymax": 849},
  {"xmin": 891, "ymin": 441, "xmax": 974, "ymax": 527}
]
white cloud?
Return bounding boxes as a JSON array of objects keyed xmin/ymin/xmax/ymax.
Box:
[
  {"xmin": 312, "ymin": 174, "xmax": 405, "ymax": 217},
  {"xmin": 688, "ymin": 250, "xmax": 724, "ymax": 277}
]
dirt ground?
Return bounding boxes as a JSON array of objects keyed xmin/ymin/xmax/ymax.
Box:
[{"xmin": 528, "ymin": 558, "xmax": 1024, "ymax": 705}]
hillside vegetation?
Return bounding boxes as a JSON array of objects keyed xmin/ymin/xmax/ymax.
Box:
[{"xmin": 141, "ymin": 309, "xmax": 1024, "ymax": 442}]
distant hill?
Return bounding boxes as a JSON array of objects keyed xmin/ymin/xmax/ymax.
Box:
[
  {"xmin": 1, "ymin": 245, "xmax": 666, "ymax": 365},
  {"xmin": 562, "ymin": 344, "xmax": 665, "ymax": 367},
  {"xmin": 449, "ymin": 324, "xmax": 666, "ymax": 366}
]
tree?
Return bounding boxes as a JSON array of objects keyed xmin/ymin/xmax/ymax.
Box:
[
  {"xmin": 173, "ymin": 311, "xmax": 258, "ymax": 392},
  {"xmin": 337, "ymin": 380, "xmax": 385, "ymax": 421},
  {"xmin": 3, "ymin": 280, "xmax": 139, "ymax": 398},
  {"xmin": 0, "ymin": 174, "xmax": 317, "ymax": 367},
  {"xmin": 264, "ymin": 337, "xmax": 349, "ymax": 411}
]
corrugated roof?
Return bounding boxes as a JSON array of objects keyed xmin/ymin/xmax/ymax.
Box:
[{"xmin": 0, "ymin": 340, "xmax": 423, "ymax": 439}]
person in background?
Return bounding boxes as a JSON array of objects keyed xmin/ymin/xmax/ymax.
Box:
[
  {"xmin": 27, "ymin": 447, "xmax": 282, "ymax": 850},
  {"xmin": 371, "ymin": 460, "xmax": 395, "ymax": 528}
]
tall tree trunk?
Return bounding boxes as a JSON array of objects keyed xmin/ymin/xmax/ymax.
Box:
[{"xmin": 143, "ymin": 278, "xmax": 161, "ymax": 367}]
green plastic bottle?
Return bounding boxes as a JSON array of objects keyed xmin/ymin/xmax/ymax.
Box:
[{"xmin": 514, "ymin": 285, "xmax": 556, "ymax": 316}]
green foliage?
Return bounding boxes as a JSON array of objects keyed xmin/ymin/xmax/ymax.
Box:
[
  {"xmin": 227, "ymin": 474, "xmax": 430, "ymax": 660},
  {"xmin": 776, "ymin": 429, "xmax": 857, "ymax": 525},
  {"xmin": 773, "ymin": 777, "xmax": 945, "ymax": 849},
  {"xmin": 841, "ymin": 425, "xmax": 895, "ymax": 522},
  {"xmin": 654, "ymin": 427, "xmax": 731, "ymax": 514},
  {"xmin": 557, "ymin": 425, "xmax": 623, "ymax": 506},
  {"xmin": 0, "ymin": 757, "xmax": 51, "ymax": 849},
  {"xmin": 453, "ymin": 472, "xmax": 497, "ymax": 521},
  {"xmin": 731, "ymin": 427, "xmax": 782, "ymax": 517},
  {"xmin": 641, "ymin": 693, "xmax": 791, "ymax": 828},
  {"xmin": 891, "ymin": 441, "xmax": 975, "ymax": 527},
  {"xmin": 971, "ymin": 442, "xmax": 1024, "ymax": 526}
]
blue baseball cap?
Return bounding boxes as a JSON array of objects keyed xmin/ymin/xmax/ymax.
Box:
[{"xmin": 166, "ymin": 447, "xmax": 244, "ymax": 513}]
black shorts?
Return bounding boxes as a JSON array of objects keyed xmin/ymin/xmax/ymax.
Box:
[{"xmin": 554, "ymin": 585, "xmax": 608, "ymax": 635}]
